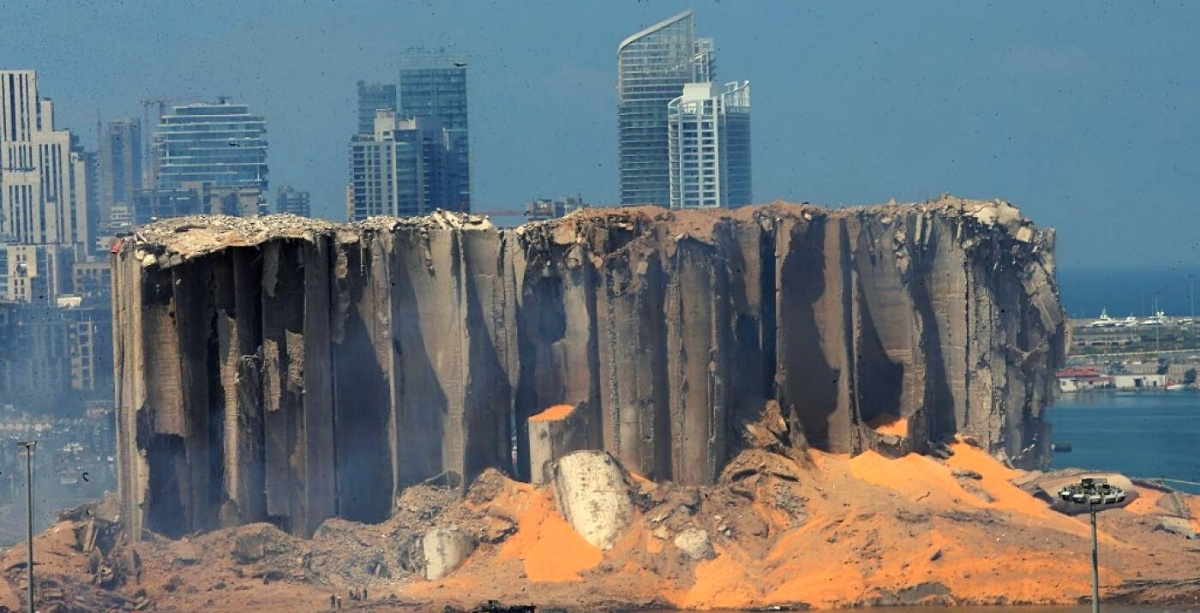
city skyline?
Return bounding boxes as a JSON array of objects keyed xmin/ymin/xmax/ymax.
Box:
[{"xmin": 3, "ymin": 1, "xmax": 1199, "ymax": 268}]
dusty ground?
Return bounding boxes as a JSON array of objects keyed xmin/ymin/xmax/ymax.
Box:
[{"xmin": 2, "ymin": 440, "xmax": 1198, "ymax": 612}]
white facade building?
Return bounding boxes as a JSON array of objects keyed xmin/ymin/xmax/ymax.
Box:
[
  {"xmin": 667, "ymin": 81, "xmax": 752, "ymax": 209},
  {"xmin": 348, "ymin": 110, "xmax": 452, "ymax": 220},
  {"xmin": 4, "ymin": 243, "xmax": 74, "ymax": 304},
  {"xmin": 0, "ymin": 70, "xmax": 91, "ymax": 246}
]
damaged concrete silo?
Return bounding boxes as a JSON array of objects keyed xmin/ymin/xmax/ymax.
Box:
[{"xmin": 111, "ymin": 197, "xmax": 1065, "ymax": 538}]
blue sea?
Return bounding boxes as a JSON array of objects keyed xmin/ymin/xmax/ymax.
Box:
[
  {"xmin": 1047, "ymin": 391, "xmax": 1200, "ymax": 494},
  {"xmin": 1049, "ymin": 265, "xmax": 1200, "ymax": 492},
  {"xmin": 1057, "ymin": 265, "xmax": 1200, "ymax": 320}
]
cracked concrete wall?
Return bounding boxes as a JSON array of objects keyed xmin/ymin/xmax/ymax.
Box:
[{"xmin": 112, "ymin": 198, "xmax": 1065, "ymax": 538}]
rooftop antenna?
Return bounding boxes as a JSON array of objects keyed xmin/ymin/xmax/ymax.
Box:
[
  {"xmin": 17, "ymin": 440, "xmax": 36, "ymax": 613},
  {"xmin": 1190, "ymin": 273, "xmax": 1196, "ymax": 341}
]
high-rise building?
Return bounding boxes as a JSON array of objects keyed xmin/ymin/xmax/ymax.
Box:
[
  {"xmin": 65, "ymin": 299, "xmax": 112, "ymax": 393},
  {"xmin": 617, "ymin": 11, "xmax": 715, "ymax": 206},
  {"xmin": 98, "ymin": 117, "xmax": 142, "ymax": 227},
  {"xmin": 398, "ymin": 49, "xmax": 470, "ymax": 211},
  {"xmin": 357, "ymin": 81, "xmax": 397, "ymax": 135},
  {"xmin": 130, "ymin": 188, "xmax": 204, "ymax": 224},
  {"xmin": 3, "ymin": 243, "xmax": 74, "ymax": 304},
  {"xmin": 154, "ymin": 100, "xmax": 268, "ymax": 214},
  {"xmin": 0, "ymin": 297, "xmax": 111, "ymax": 399},
  {"xmin": 79, "ymin": 146, "xmax": 100, "ymax": 247},
  {"xmin": 349, "ymin": 110, "xmax": 452, "ymax": 220},
  {"xmin": 0, "ymin": 70, "xmax": 92, "ymax": 246},
  {"xmin": 668, "ymin": 81, "xmax": 751, "ymax": 209},
  {"xmin": 276, "ymin": 184, "xmax": 311, "ymax": 217}
]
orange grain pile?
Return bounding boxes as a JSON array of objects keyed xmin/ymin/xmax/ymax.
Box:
[
  {"xmin": 943, "ymin": 442, "xmax": 1090, "ymax": 537},
  {"xmin": 1123, "ymin": 487, "xmax": 1164, "ymax": 515},
  {"xmin": 529, "ymin": 404, "xmax": 574, "ymax": 422},
  {"xmin": 849, "ymin": 449, "xmax": 965, "ymax": 506},
  {"xmin": 678, "ymin": 546, "xmax": 760, "ymax": 608},
  {"xmin": 498, "ymin": 489, "xmax": 602, "ymax": 581},
  {"xmin": 17, "ymin": 433, "xmax": 1197, "ymax": 612}
]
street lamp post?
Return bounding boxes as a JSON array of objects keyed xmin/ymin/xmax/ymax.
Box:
[
  {"xmin": 1190, "ymin": 274, "xmax": 1196, "ymax": 342},
  {"xmin": 17, "ymin": 440, "xmax": 36, "ymax": 613},
  {"xmin": 1058, "ymin": 477, "xmax": 1126, "ymax": 613}
]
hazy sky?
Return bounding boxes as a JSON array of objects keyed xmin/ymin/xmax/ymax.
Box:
[{"xmin": 3, "ymin": 0, "xmax": 1197, "ymax": 269}]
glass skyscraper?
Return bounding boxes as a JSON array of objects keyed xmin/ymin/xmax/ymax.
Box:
[
  {"xmin": 398, "ymin": 49, "xmax": 470, "ymax": 212},
  {"xmin": 275, "ymin": 184, "xmax": 311, "ymax": 217},
  {"xmin": 357, "ymin": 81, "xmax": 396, "ymax": 135},
  {"xmin": 99, "ymin": 117, "xmax": 142, "ymax": 225},
  {"xmin": 617, "ymin": 11, "xmax": 714, "ymax": 206},
  {"xmin": 668, "ymin": 81, "xmax": 751, "ymax": 209},
  {"xmin": 154, "ymin": 101, "xmax": 268, "ymax": 193},
  {"xmin": 349, "ymin": 110, "xmax": 452, "ymax": 220}
]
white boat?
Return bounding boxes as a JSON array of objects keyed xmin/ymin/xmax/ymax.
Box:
[
  {"xmin": 1141, "ymin": 310, "xmax": 1168, "ymax": 326},
  {"xmin": 1087, "ymin": 309, "xmax": 1118, "ymax": 328}
]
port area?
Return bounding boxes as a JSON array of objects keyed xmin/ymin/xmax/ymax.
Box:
[{"xmin": 1060, "ymin": 314, "xmax": 1200, "ymax": 392}]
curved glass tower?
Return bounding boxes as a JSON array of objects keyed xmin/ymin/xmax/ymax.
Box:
[{"xmin": 617, "ymin": 11, "xmax": 714, "ymax": 206}]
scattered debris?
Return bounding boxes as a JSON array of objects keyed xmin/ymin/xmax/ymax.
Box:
[{"xmin": 673, "ymin": 528, "xmax": 716, "ymax": 560}]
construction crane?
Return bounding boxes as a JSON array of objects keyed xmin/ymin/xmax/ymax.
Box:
[{"xmin": 469, "ymin": 208, "xmax": 533, "ymax": 217}]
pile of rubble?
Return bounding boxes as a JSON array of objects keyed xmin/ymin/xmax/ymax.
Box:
[{"xmin": 3, "ymin": 438, "xmax": 1200, "ymax": 611}]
